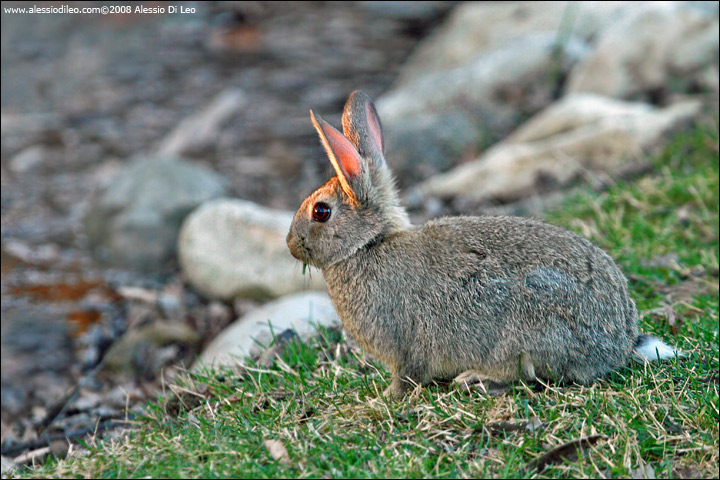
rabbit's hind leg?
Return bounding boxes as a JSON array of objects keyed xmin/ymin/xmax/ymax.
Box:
[
  {"xmin": 453, "ymin": 370, "xmax": 510, "ymax": 395},
  {"xmin": 453, "ymin": 353, "xmax": 537, "ymax": 395}
]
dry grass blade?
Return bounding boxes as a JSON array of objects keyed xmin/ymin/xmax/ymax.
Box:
[
  {"xmin": 663, "ymin": 303, "xmax": 679, "ymax": 336},
  {"xmin": 699, "ymin": 372, "xmax": 719, "ymax": 386},
  {"xmin": 12, "ymin": 447, "xmax": 51, "ymax": 467},
  {"xmin": 524, "ymin": 434, "xmax": 606, "ymax": 474},
  {"xmin": 263, "ymin": 439, "xmax": 291, "ymax": 466}
]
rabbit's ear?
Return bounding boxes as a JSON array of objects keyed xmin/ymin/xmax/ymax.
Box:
[
  {"xmin": 310, "ymin": 109, "xmax": 364, "ymax": 202},
  {"xmin": 342, "ymin": 90, "xmax": 385, "ymax": 166}
]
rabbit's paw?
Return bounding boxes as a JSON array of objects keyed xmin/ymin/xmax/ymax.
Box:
[{"xmin": 454, "ymin": 371, "xmax": 509, "ymax": 396}]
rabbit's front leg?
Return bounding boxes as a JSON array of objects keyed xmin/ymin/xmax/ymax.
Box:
[
  {"xmin": 383, "ymin": 365, "xmax": 426, "ymax": 398},
  {"xmin": 383, "ymin": 377, "xmax": 408, "ymax": 398}
]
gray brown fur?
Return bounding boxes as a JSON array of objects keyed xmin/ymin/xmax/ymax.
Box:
[{"xmin": 287, "ymin": 91, "xmax": 678, "ymax": 397}]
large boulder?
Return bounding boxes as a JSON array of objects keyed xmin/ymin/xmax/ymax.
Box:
[
  {"xmin": 379, "ymin": 32, "xmax": 587, "ymax": 186},
  {"xmin": 567, "ymin": 2, "xmax": 719, "ymax": 100},
  {"xmin": 416, "ymin": 94, "xmax": 701, "ymax": 202},
  {"xmin": 357, "ymin": 1, "xmax": 456, "ymax": 22},
  {"xmin": 394, "ymin": 1, "xmax": 651, "ymax": 85},
  {"xmin": 194, "ymin": 292, "xmax": 339, "ymax": 369},
  {"xmin": 385, "ymin": 111, "xmax": 484, "ymax": 184},
  {"xmin": 84, "ymin": 155, "xmax": 227, "ymax": 270},
  {"xmin": 178, "ymin": 198, "xmax": 325, "ymax": 301},
  {"xmin": 377, "ymin": 1, "xmax": 717, "ymax": 186}
]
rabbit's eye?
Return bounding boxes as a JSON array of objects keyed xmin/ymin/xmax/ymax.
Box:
[{"xmin": 312, "ymin": 202, "xmax": 332, "ymax": 222}]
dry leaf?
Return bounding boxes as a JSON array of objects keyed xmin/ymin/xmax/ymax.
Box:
[
  {"xmin": 264, "ymin": 439, "xmax": 291, "ymax": 466},
  {"xmin": 699, "ymin": 372, "xmax": 719, "ymax": 385},
  {"xmin": 663, "ymin": 415, "xmax": 684, "ymax": 434},
  {"xmin": 524, "ymin": 435, "xmax": 605, "ymax": 473},
  {"xmin": 487, "ymin": 420, "xmax": 523, "ymax": 434}
]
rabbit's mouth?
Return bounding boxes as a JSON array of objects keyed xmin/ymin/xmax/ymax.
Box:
[{"xmin": 287, "ymin": 233, "xmax": 314, "ymax": 265}]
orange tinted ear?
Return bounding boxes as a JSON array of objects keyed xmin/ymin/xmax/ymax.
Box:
[{"xmin": 310, "ymin": 110, "xmax": 364, "ymax": 200}]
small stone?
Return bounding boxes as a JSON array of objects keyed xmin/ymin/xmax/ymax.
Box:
[
  {"xmin": 256, "ymin": 329, "xmax": 299, "ymax": 368},
  {"xmin": 9, "ymin": 145, "xmax": 48, "ymax": 173},
  {"xmin": 195, "ymin": 292, "xmax": 339, "ymax": 369},
  {"xmin": 98, "ymin": 321, "xmax": 200, "ymax": 381}
]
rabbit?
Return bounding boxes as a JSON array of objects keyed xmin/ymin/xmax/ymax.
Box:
[{"xmin": 286, "ymin": 90, "xmax": 681, "ymax": 398}]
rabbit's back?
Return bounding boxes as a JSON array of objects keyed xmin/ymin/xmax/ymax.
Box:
[{"xmin": 325, "ymin": 215, "xmax": 638, "ymax": 384}]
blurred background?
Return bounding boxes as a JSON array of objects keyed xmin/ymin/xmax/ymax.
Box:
[{"xmin": 1, "ymin": 0, "xmax": 718, "ymax": 465}]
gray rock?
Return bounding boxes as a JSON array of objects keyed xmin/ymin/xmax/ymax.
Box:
[
  {"xmin": 379, "ymin": 1, "xmax": 716, "ymax": 183},
  {"xmin": 394, "ymin": 1, "xmax": 650, "ymax": 85},
  {"xmin": 686, "ymin": 1, "xmax": 719, "ymax": 15},
  {"xmin": 417, "ymin": 94, "xmax": 701, "ymax": 202},
  {"xmin": 379, "ymin": 33, "xmax": 587, "ymax": 183},
  {"xmin": 567, "ymin": 3, "xmax": 719, "ymax": 99},
  {"xmin": 385, "ymin": 111, "xmax": 484, "ymax": 187},
  {"xmin": 84, "ymin": 155, "xmax": 227, "ymax": 270},
  {"xmin": 194, "ymin": 292, "xmax": 339, "ymax": 369},
  {"xmin": 178, "ymin": 198, "xmax": 325, "ymax": 301},
  {"xmin": 380, "ymin": 33, "xmax": 587, "ymax": 126}
]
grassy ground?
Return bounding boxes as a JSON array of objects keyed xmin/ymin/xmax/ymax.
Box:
[{"xmin": 15, "ymin": 121, "xmax": 719, "ymax": 479}]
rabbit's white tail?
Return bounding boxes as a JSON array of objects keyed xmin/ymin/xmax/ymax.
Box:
[{"xmin": 632, "ymin": 334, "xmax": 683, "ymax": 363}]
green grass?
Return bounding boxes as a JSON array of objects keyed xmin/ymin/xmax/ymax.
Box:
[{"xmin": 15, "ymin": 121, "xmax": 719, "ymax": 479}]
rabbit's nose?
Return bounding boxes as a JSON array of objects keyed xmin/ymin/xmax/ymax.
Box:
[
  {"xmin": 286, "ymin": 230, "xmax": 294, "ymax": 247},
  {"xmin": 286, "ymin": 232, "xmax": 304, "ymax": 261},
  {"xmin": 286, "ymin": 231, "xmax": 296, "ymax": 251}
]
